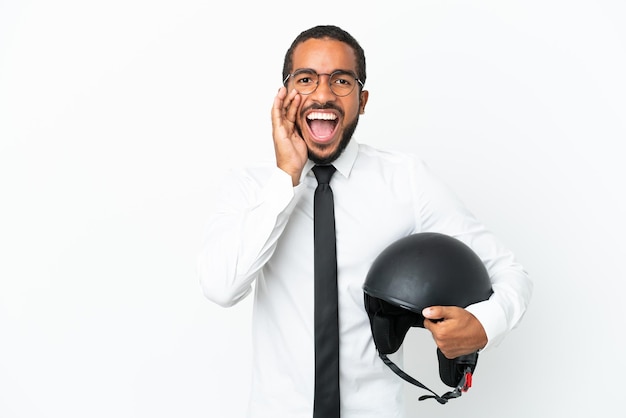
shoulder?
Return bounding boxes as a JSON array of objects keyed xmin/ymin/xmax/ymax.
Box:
[
  {"xmin": 225, "ymin": 162, "xmax": 278, "ymax": 184},
  {"xmin": 356, "ymin": 142, "xmax": 429, "ymax": 172},
  {"xmin": 213, "ymin": 162, "xmax": 293, "ymax": 199}
]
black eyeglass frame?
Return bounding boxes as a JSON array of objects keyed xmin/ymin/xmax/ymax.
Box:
[{"xmin": 282, "ymin": 68, "xmax": 364, "ymax": 97}]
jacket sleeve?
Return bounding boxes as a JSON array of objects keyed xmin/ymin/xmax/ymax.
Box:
[{"xmin": 197, "ymin": 166, "xmax": 304, "ymax": 307}]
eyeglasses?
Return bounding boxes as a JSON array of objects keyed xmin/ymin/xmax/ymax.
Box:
[{"xmin": 283, "ymin": 69, "xmax": 364, "ymax": 97}]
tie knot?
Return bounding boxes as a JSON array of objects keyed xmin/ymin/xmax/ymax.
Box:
[{"xmin": 312, "ymin": 165, "xmax": 336, "ymax": 185}]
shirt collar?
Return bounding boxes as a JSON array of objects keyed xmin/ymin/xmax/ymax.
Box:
[{"xmin": 302, "ymin": 139, "xmax": 359, "ymax": 181}]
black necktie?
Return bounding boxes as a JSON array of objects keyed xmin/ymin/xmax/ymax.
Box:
[{"xmin": 312, "ymin": 165, "xmax": 340, "ymax": 418}]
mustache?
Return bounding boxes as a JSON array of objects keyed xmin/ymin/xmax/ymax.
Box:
[{"xmin": 300, "ymin": 102, "xmax": 344, "ymax": 119}]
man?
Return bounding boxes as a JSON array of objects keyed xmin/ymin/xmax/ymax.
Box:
[{"xmin": 198, "ymin": 25, "xmax": 532, "ymax": 417}]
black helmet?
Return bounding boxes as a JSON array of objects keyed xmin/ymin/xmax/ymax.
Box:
[{"xmin": 363, "ymin": 232, "xmax": 493, "ymax": 404}]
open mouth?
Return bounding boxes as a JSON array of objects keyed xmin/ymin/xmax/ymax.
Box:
[{"xmin": 306, "ymin": 111, "xmax": 339, "ymax": 143}]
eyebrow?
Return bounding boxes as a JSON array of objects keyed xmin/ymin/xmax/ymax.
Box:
[{"xmin": 292, "ymin": 68, "xmax": 358, "ymax": 76}]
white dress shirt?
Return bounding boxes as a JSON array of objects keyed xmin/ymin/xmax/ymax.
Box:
[{"xmin": 198, "ymin": 139, "xmax": 532, "ymax": 418}]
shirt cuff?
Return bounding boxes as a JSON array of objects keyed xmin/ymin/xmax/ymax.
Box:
[
  {"xmin": 465, "ymin": 299, "xmax": 508, "ymax": 352},
  {"xmin": 262, "ymin": 167, "xmax": 300, "ymax": 214}
]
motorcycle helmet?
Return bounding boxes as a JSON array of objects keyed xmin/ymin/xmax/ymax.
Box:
[{"xmin": 363, "ymin": 232, "xmax": 493, "ymax": 404}]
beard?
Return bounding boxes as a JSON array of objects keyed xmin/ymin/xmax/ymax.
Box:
[{"xmin": 296, "ymin": 108, "xmax": 360, "ymax": 165}]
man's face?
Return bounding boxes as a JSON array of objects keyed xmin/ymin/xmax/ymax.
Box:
[{"xmin": 287, "ymin": 38, "xmax": 369, "ymax": 164}]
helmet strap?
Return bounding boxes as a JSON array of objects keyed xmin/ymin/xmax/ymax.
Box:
[{"xmin": 379, "ymin": 352, "xmax": 474, "ymax": 404}]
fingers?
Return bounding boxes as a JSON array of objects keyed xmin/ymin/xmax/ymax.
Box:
[
  {"xmin": 422, "ymin": 306, "xmax": 487, "ymax": 358},
  {"xmin": 422, "ymin": 306, "xmax": 448, "ymax": 321},
  {"xmin": 272, "ymin": 87, "xmax": 301, "ymax": 126},
  {"xmin": 271, "ymin": 87, "xmax": 307, "ymax": 185},
  {"xmin": 284, "ymin": 89, "xmax": 301, "ymax": 123},
  {"xmin": 271, "ymin": 86, "xmax": 287, "ymax": 117}
]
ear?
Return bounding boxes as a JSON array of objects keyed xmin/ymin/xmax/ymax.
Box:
[{"xmin": 359, "ymin": 90, "xmax": 369, "ymax": 114}]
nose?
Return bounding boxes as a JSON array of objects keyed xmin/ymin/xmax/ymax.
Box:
[{"xmin": 310, "ymin": 74, "xmax": 336, "ymax": 103}]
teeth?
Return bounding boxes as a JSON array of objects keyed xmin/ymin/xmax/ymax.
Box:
[{"xmin": 307, "ymin": 112, "xmax": 337, "ymax": 121}]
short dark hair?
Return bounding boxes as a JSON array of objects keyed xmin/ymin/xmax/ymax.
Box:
[{"xmin": 282, "ymin": 25, "xmax": 367, "ymax": 89}]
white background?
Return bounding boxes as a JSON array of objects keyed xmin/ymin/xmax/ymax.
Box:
[{"xmin": 1, "ymin": 1, "xmax": 625, "ymax": 417}]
